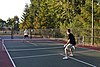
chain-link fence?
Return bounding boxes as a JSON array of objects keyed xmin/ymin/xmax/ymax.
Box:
[
  {"xmin": 0, "ymin": 28, "xmax": 100, "ymax": 45},
  {"xmin": 71, "ymin": 28, "xmax": 100, "ymax": 45},
  {"xmin": 31, "ymin": 29, "xmax": 65, "ymax": 38}
]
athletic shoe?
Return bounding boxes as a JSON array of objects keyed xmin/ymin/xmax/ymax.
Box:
[
  {"xmin": 63, "ymin": 56, "xmax": 68, "ymax": 60},
  {"xmin": 69, "ymin": 54, "xmax": 73, "ymax": 57}
]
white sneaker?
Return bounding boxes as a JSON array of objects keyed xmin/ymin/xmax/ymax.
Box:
[
  {"xmin": 63, "ymin": 56, "xmax": 68, "ymax": 60},
  {"xmin": 69, "ymin": 54, "xmax": 73, "ymax": 57}
]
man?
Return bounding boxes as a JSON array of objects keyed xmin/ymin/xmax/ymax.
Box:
[
  {"xmin": 24, "ymin": 29, "xmax": 29, "ymax": 39},
  {"xmin": 63, "ymin": 29, "xmax": 76, "ymax": 60}
]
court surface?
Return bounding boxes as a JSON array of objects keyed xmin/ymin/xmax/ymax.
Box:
[{"xmin": 1, "ymin": 37, "xmax": 100, "ymax": 67}]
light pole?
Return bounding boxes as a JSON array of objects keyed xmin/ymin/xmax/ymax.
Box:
[{"xmin": 91, "ymin": 0, "xmax": 94, "ymax": 45}]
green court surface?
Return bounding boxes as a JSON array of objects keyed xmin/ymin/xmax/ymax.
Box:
[{"xmin": 2, "ymin": 39, "xmax": 100, "ymax": 67}]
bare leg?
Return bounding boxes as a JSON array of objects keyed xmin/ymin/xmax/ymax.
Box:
[
  {"xmin": 69, "ymin": 48, "xmax": 73, "ymax": 56},
  {"xmin": 70, "ymin": 49, "xmax": 72, "ymax": 54},
  {"xmin": 64, "ymin": 48, "xmax": 68, "ymax": 56},
  {"xmin": 63, "ymin": 48, "xmax": 69, "ymax": 59}
]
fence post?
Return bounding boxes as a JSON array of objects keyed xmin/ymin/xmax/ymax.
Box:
[{"xmin": 82, "ymin": 36, "xmax": 85, "ymax": 45}]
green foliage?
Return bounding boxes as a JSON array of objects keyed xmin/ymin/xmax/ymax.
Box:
[
  {"xmin": 0, "ymin": 19, "xmax": 6, "ymax": 29},
  {"xmin": 7, "ymin": 16, "xmax": 19, "ymax": 30},
  {"xmin": 20, "ymin": 0, "xmax": 100, "ymax": 36}
]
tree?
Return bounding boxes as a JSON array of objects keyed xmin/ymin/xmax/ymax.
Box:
[
  {"xmin": 14, "ymin": 16, "xmax": 19, "ymax": 31},
  {"xmin": 0, "ymin": 19, "xmax": 3, "ymax": 29},
  {"xmin": 20, "ymin": 0, "xmax": 100, "ymax": 30},
  {"xmin": 20, "ymin": 4, "xmax": 30, "ymax": 30},
  {"xmin": 0, "ymin": 19, "xmax": 6, "ymax": 30},
  {"xmin": 7, "ymin": 16, "xmax": 19, "ymax": 30}
]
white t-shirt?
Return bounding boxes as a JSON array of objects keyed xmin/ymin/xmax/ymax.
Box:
[{"xmin": 24, "ymin": 29, "xmax": 28, "ymax": 35}]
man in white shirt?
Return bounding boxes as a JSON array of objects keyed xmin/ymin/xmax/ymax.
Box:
[{"xmin": 24, "ymin": 29, "xmax": 29, "ymax": 39}]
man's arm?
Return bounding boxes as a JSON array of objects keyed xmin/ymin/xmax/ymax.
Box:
[
  {"xmin": 66, "ymin": 39, "xmax": 70, "ymax": 44},
  {"xmin": 64, "ymin": 39, "xmax": 70, "ymax": 47}
]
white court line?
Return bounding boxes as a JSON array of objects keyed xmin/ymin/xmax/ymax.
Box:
[
  {"xmin": 4, "ymin": 39, "xmax": 56, "ymax": 42},
  {"xmin": 12, "ymin": 52, "xmax": 97, "ymax": 67},
  {"xmin": 12, "ymin": 50, "xmax": 93, "ymax": 59},
  {"xmin": 29, "ymin": 43, "xmax": 38, "ymax": 46},
  {"xmin": 69, "ymin": 57, "xmax": 96, "ymax": 67},
  {"xmin": 24, "ymin": 41, "xmax": 62, "ymax": 46},
  {"xmin": 2, "ymin": 39, "xmax": 16, "ymax": 67},
  {"xmin": 10, "ymin": 46, "xmax": 97, "ymax": 67},
  {"xmin": 28, "ymin": 42, "xmax": 38, "ymax": 46},
  {"xmin": 8, "ymin": 46, "xmax": 63, "ymax": 51},
  {"xmin": 6, "ymin": 44, "xmax": 35, "ymax": 47},
  {"xmin": 12, "ymin": 53, "xmax": 59, "ymax": 59},
  {"xmin": 60, "ymin": 54, "xmax": 97, "ymax": 67},
  {"xmin": 8, "ymin": 46, "xmax": 96, "ymax": 53}
]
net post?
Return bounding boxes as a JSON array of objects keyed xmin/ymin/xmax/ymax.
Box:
[{"xmin": 0, "ymin": 38, "xmax": 4, "ymax": 51}]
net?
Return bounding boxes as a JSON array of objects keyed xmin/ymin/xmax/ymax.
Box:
[
  {"xmin": 0, "ymin": 28, "xmax": 100, "ymax": 45},
  {"xmin": 0, "ymin": 38, "xmax": 2, "ymax": 51},
  {"xmin": 4, "ymin": 38, "xmax": 66, "ymax": 43}
]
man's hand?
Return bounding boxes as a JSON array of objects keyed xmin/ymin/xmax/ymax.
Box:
[{"xmin": 64, "ymin": 44, "xmax": 67, "ymax": 47}]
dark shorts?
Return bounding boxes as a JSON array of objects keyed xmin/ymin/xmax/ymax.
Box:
[{"xmin": 24, "ymin": 35, "xmax": 28, "ymax": 38}]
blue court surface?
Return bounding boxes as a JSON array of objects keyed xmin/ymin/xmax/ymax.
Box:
[{"xmin": 1, "ymin": 37, "xmax": 100, "ymax": 67}]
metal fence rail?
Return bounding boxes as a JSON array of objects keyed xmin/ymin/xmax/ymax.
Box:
[{"xmin": 0, "ymin": 28, "xmax": 100, "ymax": 45}]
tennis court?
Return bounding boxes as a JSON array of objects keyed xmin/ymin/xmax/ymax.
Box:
[{"xmin": 0, "ymin": 36, "xmax": 100, "ymax": 67}]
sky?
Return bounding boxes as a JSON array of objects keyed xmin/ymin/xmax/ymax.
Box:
[
  {"xmin": 0, "ymin": 0, "xmax": 99, "ymax": 21},
  {"xmin": 0, "ymin": 0, "xmax": 30, "ymax": 21}
]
